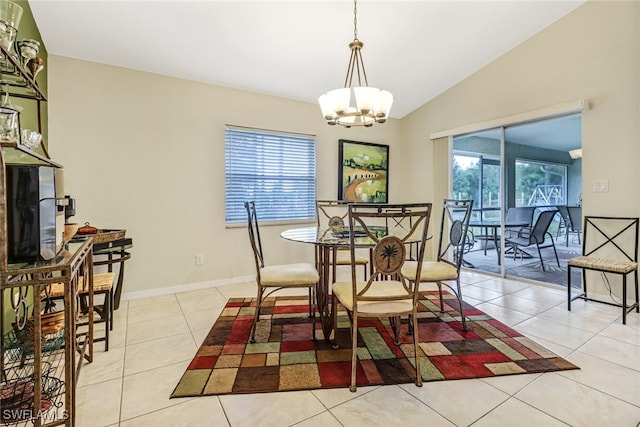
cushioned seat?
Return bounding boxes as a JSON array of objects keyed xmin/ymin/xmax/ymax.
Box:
[
  {"xmin": 332, "ymin": 280, "xmax": 414, "ymax": 314},
  {"xmin": 401, "ymin": 260, "xmax": 458, "ymax": 282},
  {"xmin": 260, "ymin": 263, "xmax": 319, "ymax": 286}
]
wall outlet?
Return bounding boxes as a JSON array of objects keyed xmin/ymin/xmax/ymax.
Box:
[
  {"xmin": 593, "ymin": 179, "xmax": 609, "ymax": 193},
  {"xmin": 195, "ymin": 254, "xmax": 205, "ymax": 265}
]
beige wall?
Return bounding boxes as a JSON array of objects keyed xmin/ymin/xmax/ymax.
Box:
[
  {"xmin": 47, "ymin": 0, "xmax": 639, "ymax": 297},
  {"xmin": 403, "ymin": 0, "xmax": 639, "ymax": 298},
  {"xmin": 47, "ymin": 57, "xmax": 403, "ymax": 294},
  {"xmin": 405, "ymin": 0, "xmax": 639, "ymax": 218}
]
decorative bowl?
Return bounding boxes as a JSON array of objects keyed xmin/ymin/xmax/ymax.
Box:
[{"xmin": 21, "ymin": 128, "xmax": 42, "ymax": 149}]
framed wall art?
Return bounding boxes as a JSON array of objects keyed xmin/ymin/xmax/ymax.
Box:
[{"xmin": 338, "ymin": 139, "xmax": 389, "ymax": 203}]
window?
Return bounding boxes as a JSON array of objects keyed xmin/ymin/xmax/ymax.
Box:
[
  {"xmin": 225, "ymin": 126, "xmax": 316, "ymax": 224},
  {"xmin": 452, "ymin": 152, "xmax": 501, "ymax": 221},
  {"xmin": 514, "ymin": 160, "xmax": 567, "ymax": 206}
]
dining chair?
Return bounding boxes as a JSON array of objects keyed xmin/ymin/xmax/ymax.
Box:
[
  {"xmin": 568, "ymin": 216, "xmax": 639, "ymax": 324},
  {"xmin": 567, "ymin": 206, "xmax": 583, "ymax": 246},
  {"xmin": 331, "ymin": 202, "xmax": 432, "ymax": 392},
  {"xmin": 505, "ymin": 209, "xmax": 560, "ymax": 271},
  {"xmin": 505, "ymin": 206, "xmax": 535, "ymax": 238},
  {"xmin": 401, "ymin": 199, "xmax": 473, "ymax": 331},
  {"xmin": 557, "ymin": 205, "xmax": 582, "ymax": 247},
  {"xmin": 244, "ymin": 201, "xmax": 319, "ymax": 343},
  {"xmin": 316, "ymin": 200, "xmax": 369, "ymax": 282}
]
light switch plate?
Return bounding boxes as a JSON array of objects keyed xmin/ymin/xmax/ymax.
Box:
[{"xmin": 593, "ymin": 179, "xmax": 609, "ymax": 192}]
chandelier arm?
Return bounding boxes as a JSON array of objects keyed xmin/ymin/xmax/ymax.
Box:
[
  {"xmin": 344, "ymin": 48, "xmax": 357, "ymax": 89},
  {"xmin": 356, "ymin": 48, "xmax": 369, "ymax": 87}
]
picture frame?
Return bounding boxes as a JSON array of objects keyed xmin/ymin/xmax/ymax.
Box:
[{"xmin": 338, "ymin": 139, "xmax": 389, "ymax": 203}]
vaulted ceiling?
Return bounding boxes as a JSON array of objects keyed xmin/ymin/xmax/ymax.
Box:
[{"xmin": 30, "ymin": 0, "xmax": 585, "ymax": 120}]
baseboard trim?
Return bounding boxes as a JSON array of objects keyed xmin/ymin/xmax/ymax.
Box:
[{"xmin": 121, "ymin": 274, "xmax": 255, "ymax": 301}]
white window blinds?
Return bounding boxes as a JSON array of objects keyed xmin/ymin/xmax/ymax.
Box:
[{"xmin": 225, "ymin": 126, "xmax": 317, "ymax": 224}]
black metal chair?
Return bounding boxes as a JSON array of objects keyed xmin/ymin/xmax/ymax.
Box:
[
  {"xmin": 505, "ymin": 206, "xmax": 535, "ymax": 238},
  {"xmin": 505, "ymin": 209, "xmax": 560, "ymax": 271},
  {"xmin": 567, "ymin": 206, "xmax": 583, "ymax": 246},
  {"xmin": 567, "ymin": 216, "xmax": 639, "ymax": 324}
]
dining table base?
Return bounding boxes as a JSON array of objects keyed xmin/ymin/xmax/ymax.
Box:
[{"xmin": 315, "ymin": 245, "xmax": 340, "ymax": 348}]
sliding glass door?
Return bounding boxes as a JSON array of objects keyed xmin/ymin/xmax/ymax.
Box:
[{"xmin": 450, "ymin": 114, "xmax": 582, "ymax": 286}]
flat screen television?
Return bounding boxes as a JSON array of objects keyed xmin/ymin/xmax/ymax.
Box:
[{"xmin": 6, "ymin": 165, "xmax": 60, "ymax": 263}]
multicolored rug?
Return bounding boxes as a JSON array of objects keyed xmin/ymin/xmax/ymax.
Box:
[{"xmin": 171, "ymin": 291, "xmax": 578, "ymax": 397}]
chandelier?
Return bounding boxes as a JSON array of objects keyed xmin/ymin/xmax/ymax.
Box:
[{"xmin": 318, "ymin": 0, "xmax": 393, "ymax": 128}]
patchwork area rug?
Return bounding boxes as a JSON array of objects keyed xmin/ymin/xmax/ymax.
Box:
[{"xmin": 171, "ymin": 291, "xmax": 578, "ymax": 397}]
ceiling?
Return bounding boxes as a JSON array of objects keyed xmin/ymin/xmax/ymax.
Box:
[{"xmin": 30, "ymin": 0, "xmax": 586, "ymax": 120}]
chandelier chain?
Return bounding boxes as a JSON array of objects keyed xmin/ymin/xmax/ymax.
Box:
[{"xmin": 353, "ymin": 0, "xmax": 358, "ymax": 40}]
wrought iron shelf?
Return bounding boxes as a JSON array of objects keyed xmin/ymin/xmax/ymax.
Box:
[{"xmin": 0, "ymin": 44, "xmax": 46, "ymax": 101}]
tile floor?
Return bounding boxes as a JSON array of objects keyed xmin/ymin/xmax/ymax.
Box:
[{"xmin": 75, "ymin": 270, "xmax": 640, "ymax": 426}]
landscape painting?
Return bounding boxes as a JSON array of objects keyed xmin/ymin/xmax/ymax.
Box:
[{"xmin": 338, "ymin": 139, "xmax": 389, "ymax": 203}]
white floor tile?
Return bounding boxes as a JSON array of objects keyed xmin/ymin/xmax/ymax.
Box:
[
  {"xmin": 311, "ymin": 385, "xmax": 380, "ymax": 409},
  {"xmin": 330, "ymin": 385, "xmax": 455, "ymax": 426},
  {"xmin": 516, "ymin": 373, "xmax": 640, "ymax": 426},
  {"xmin": 401, "ymin": 378, "xmax": 509, "ymax": 426},
  {"xmin": 459, "ymin": 284, "xmax": 505, "ymax": 302},
  {"xmin": 77, "ymin": 346, "xmax": 125, "ymax": 387},
  {"xmin": 126, "ymin": 313, "xmax": 190, "ymax": 345},
  {"xmin": 475, "ymin": 301, "xmax": 533, "ymax": 326},
  {"xmin": 473, "ymin": 397, "xmax": 568, "ymax": 426},
  {"xmin": 219, "ymin": 391, "xmax": 325, "ymax": 427},
  {"xmin": 176, "ymin": 287, "xmax": 228, "ymax": 313},
  {"xmin": 490, "ymin": 294, "xmax": 557, "ymax": 316},
  {"xmin": 127, "ymin": 293, "xmax": 178, "ymax": 308},
  {"xmin": 76, "ymin": 377, "xmax": 122, "ymax": 427},
  {"xmin": 536, "ymin": 305, "xmax": 615, "ymax": 334},
  {"xmin": 124, "ymin": 333, "xmax": 198, "ymax": 376},
  {"xmin": 480, "ymin": 372, "xmax": 542, "ymax": 396},
  {"xmin": 561, "ymin": 351, "xmax": 640, "ymax": 406},
  {"xmin": 120, "ymin": 395, "xmax": 228, "ymax": 427},
  {"xmin": 511, "ymin": 286, "xmax": 567, "ymax": 306},
  {"xmin": 576, "ymin": 334, "xmax": 640, "ymax": 371},
  {"xmin": 216, "ymin": 282, "xmax": 257, "ymax": 299},
  {"xmin": 184, "ymin": 306, "xmax": 224, "ymax": 331},
  {"xmin": 599, "ymin": 317, "xmax": 640, "ymax": 346},
  {"xmin": 474, "ymin": 277, "xmax": 533, "ymax": 294},
  {"xmin": 127, "ymin": 299, "xmax": 183, "ymax": 324},
  {"xmin": 293, "ymin": 411, "xmax": 343, "ymax": 427},
  {"xmin": 513, "ymin": 317, "xmax": 595, "ymax": 350},
  {"xmin": 120, "ymin": 360, "xmax": 193, "ymax": 421}
]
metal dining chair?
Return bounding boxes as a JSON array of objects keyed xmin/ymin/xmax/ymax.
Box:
[
  {"xmin": 316, "ymin": 200, "xmax": 370, "ymax": 282},
  {"xmin": 401, "ymin": 199, "xmax": 474, "ymax": 331},
  {"xmin": 331, "ymin": 202, "xmax": 432, "ymax": 392},
  {"xmin": 244, "ymin": 201, "xmax": 319, "ymax": 342}
]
